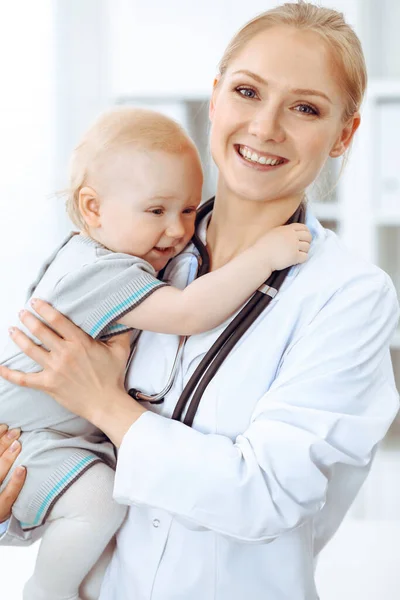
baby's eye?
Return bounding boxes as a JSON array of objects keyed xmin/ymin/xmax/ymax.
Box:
[
  {"xmin": 182, "ymin": 207, "xmax": 196, "ymax": 215},
  {"xmin": 236, "ymin": 86, "xmax": 258, "ymax": 99},
  {"xmin": 150, "ymin": 208, "xmax": 164, "ymax": 215},
  {"xmin": 294, "ymin": 104, "xmax": 319, "ymax": 116}
]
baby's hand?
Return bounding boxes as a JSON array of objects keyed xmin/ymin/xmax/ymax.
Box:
[{"xmin": 259, "ymin": 223, "xmax": 312, "ymax": 272}]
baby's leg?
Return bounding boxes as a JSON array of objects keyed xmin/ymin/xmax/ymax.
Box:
[
  {"xmin": 23, "ymin": 462, "xmax": 127, "ymax": 600},
  {"xmin": 79, "ymin": 537, "xmax": 116, "ymax": 600}
]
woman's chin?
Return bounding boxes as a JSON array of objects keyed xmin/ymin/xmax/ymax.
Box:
[{"xmin": 230, "ymin": 181, "xmax": 282, "ymax": 204}]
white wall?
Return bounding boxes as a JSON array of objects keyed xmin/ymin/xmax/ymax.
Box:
[
  {"xmin": 0, "ymin": 1, "xmax": 58, "ymax": 594},
  {"xmin": 0, "ymin": 1, "xmax": 61, "ymax": 342}
]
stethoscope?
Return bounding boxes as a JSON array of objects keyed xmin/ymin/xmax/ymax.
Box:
[{"xmin": 128, "ymin": 197, "xmax": 306, "ymax": 427}]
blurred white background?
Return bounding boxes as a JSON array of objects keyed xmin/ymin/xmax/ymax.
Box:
[{"xmin": 1, "ymin": 0, "xmax": 400, "ymax": 598}]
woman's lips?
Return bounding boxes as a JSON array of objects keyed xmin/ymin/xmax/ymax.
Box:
[{"xmin": 234, "ymin": 144, "xmax": 288, "ymax": 170}]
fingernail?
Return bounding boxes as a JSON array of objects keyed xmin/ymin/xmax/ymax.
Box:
[
  {"xmin": 0, "ymin": 424, "xmax": 8, "ymax": 435},
  {"xmin": 30, "ymin": 298, "xmax": 37, "ymax": 307},
  {"xmin": 8, "ymin": 327, "xmax": 15, "ymax": 335},
  {"xmin": 18, "ymin": 310, "xmax": 26, "ymax": 319},
  {"xmin": 6, "ymin": 428, "xmax": 20, "ymax": 440},
  {"xmin": 9, "ymin": 440, "xmax": 20, "ymax": 453},
  {"xmin": 16, "ymin": 466, "xmax": 26, "ymax": 477}
]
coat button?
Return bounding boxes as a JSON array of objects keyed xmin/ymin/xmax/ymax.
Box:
[{"xmin": 152, "ymin": 518, "xmax": 160, "ymax": 528}]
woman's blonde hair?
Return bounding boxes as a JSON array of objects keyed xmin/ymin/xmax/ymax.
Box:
[
  {"xmin": 66, "ymin": 107, "xmax": 200, "ymax": 229},
  {"xmin": 218, "ymin": 1, "xmax": 367, "ymax": 122}
]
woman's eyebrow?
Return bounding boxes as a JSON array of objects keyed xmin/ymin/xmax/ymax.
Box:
[{"xmin": 231, "ymin": 69, "xmax": 332, "ymax": 103}]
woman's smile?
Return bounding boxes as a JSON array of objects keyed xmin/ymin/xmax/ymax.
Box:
[{"xmin": 234, "ymin": 144, "xmax": 288, "ymax": 170}]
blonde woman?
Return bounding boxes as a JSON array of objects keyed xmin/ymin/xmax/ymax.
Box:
[{"xmin": 0, "ymin": 3, "xmax": 398, "ymax": 599}]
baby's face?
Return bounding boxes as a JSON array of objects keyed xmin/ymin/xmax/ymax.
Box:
[{"xmin": 94, "ymin": 146, "xmax": 203, "ymax": 271}]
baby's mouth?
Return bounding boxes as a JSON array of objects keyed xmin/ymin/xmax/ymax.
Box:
[{"xmin": 153, "ymin": 246, "xmax": 174, "ymax": 255}]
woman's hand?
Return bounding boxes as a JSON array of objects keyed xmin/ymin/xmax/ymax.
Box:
[
  {"xmin": 0, "ymin": 300, "xmax": 146, "ymax": 445},
  {"xmin": 0, "ymin": 426, "xmax": 26, "ymax": 523}
]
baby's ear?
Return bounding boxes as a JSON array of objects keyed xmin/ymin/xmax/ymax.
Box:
[{"xmin": 78, "ymin": 187, "xmax": 101, "ymax": 228}]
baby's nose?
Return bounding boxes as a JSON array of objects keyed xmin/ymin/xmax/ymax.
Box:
[{"xmin": 166, "ymin": 220, "xmax": 185, "ymax": 238}]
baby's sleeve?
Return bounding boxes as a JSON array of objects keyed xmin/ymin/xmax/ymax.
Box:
[{"xmin": 53, "ymin": 253, "xmax": 168, "ymax": 339}]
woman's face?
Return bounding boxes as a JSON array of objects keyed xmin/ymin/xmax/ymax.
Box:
[{"xmin": 209, "ymin": 26, "xmax": 359, "ymax": 205}]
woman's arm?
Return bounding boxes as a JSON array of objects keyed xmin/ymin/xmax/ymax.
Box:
[
  {"xmin": 118, "ymin": 223, "xmax": 311, "ymax": 335},
  {"xmin": 111, "ymin": 275, "xmax": 399, "ymax": 541},
  {"xmin": 0, "ymin": 274, "xmax": 398, "ymax": 542}
]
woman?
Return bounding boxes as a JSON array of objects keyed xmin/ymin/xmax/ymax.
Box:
[{"xmin": 0, "ymin": 3, "xmax": 398, "ymax": 599}]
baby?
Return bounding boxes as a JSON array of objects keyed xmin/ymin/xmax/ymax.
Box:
[{"xmin": 0, "ymin": 108, "xmax": 310, "ymax": 599}]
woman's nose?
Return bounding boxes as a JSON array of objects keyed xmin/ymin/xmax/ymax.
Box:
[{"xmin": 248, "ymin": 106, "xmax": 286, "ymax": 144}]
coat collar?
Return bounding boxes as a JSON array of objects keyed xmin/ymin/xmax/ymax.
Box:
[{"xmin": 164, "ymin": 203, "xmax": 326, "ymax": 293}]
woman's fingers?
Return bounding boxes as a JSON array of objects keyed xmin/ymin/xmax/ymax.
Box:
[
  {"xmin": 0, "ymin": 426, "xmax": 20, "ymax": 457},
  {"xmin": 18, "ymin": 309, "xmax": 64, "ymax": 352},
  {"xmin": 0, "ymin": 424, "xmax": 26, "ymax": 523},
  {"xmin": 0, "ymin": 364, "xmax": 43, "ymax": 390},
  {"xmin": 0, "ymin": 434, "xmax": 22, "ymax": 482},
  {"xmin": 29, "ymin": 299, "xmax": 86, "ymax": 343},
  {"xmin": 0, "ymin": 466, "xmax": 26, "ymax": 523},
  {"xmin": 8, "ymin": 325, "xmax": 50, "ymax": 367}
]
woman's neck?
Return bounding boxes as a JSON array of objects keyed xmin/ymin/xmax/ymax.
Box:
[{"xmin": 206, "ymin": 184, "xmax": 303, "ymax": 271}]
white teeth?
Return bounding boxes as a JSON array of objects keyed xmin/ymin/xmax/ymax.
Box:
[{"xmin": 238, "ymin": 146, "xmax": 283, "ymax": 166}]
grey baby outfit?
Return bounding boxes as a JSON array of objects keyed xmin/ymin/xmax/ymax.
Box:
[{"xmin": 0, "ymin": 233, "xmax": 167, "ymax": 535}]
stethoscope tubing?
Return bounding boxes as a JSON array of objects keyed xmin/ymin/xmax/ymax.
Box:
[
  {"xmin": 129, "ymin": 336, "xmax": 187, "ymax": 404},
  {"xmin": 172, "ymin": 201, "xmax": 305, "ymax": 426},
  {"xmin": 171, "ymin": 258, "xmax": 297, "ymax": 424}
]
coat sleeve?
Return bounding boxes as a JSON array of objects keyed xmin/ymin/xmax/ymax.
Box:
[{"xmin": 113, "ymin": 274, "xmax": 399, "ymax": 542}]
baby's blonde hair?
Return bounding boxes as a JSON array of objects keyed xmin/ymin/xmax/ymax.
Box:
[
  {"xmin": 67, "ymin": 107, "xmax": 201, "ymax": 229},
  {"xmin": 218, "ymin": 1, "xmax": 367, "ymax": 122}
]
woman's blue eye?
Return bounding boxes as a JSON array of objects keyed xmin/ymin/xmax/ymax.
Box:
[
  {"xmin": 295, "ymin": 104, "xmax": 318, "ymax": 116},
  {"xmin": 236, "ymin": 87, "xmax": 257, "ymax": 99}
]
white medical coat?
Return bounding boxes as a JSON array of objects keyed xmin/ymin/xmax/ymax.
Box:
[{"xmin": 99, "ymin": 210, "xmax": 399, "ymax": 600}]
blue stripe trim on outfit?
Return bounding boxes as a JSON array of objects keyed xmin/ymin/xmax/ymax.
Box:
[
  {"xmin": 89, "ymin": 281, "xmax": 159, "ymax": 337},
  {"xmin": 107, "ymin": 323, "xmax": 127, "ymax": 332},
  {"xmin": 20, "ymin": 455, "xmax": 96, "ymax": 527}
]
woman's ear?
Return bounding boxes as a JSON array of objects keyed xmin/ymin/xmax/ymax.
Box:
[
  {"xmin": 209, "ymin": 76, "xmax": 221, "ymax": 121},
  {"xmin": 329, "ymin": 112, "xmax": 361, "ymax": 158},
  {"xmin": 78, "ymin": 186, "xmax": 102, "ymax": 229}
]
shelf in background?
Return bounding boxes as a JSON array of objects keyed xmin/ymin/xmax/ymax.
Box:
[
  {"xmin": 367, "ymin": 79, "xmax": 400, "ymax": 100},
  {"xmin": 310, "ymin": 202, "xmax": 340, "ymax": 221},
  {"xmin": 376, "ymin": 212, "xmax": 400, "ymax": 226},
  {"xmin": 391, "ymin": 329, "xmax": 400, "ymax": 349}
]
